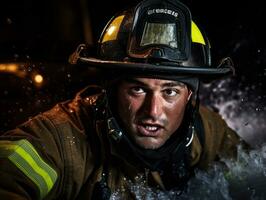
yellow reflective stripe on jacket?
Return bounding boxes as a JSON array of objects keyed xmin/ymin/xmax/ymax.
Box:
[{"xmin": 0, "ymin": 139, "xmax": 58, "ymax": 199}]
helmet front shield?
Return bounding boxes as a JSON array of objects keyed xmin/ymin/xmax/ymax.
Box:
[{"xmin": 127, "ymin": 0, "xmax": 191, "ymax": 62}]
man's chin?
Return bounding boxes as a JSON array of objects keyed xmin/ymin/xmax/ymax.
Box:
[{"xmin": 135, "ymin": 138, "xmax": 164, "ymax": 150}]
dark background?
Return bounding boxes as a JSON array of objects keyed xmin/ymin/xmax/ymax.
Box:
[{"xmin": 1, "ymin": 0, "xmax": 265, "ymax": 146}]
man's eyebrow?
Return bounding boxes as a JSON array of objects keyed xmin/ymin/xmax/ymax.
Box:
[
  {"xmin": 162, "ymin": 81, "xmax": 186, "ymax": 88},
  {"xmin": 123, "ymin": 78, "xmax": 147, "ymax": 86}
]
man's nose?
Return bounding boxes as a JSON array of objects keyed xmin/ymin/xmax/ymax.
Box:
[{"xmin": 143, "ymin": 93, "xmax": 163, "ymax": 118}]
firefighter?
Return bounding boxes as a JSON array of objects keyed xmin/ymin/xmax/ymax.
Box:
[{"xmin": 0, "ymin": 0, "xmax": 247, "ymax": 199}]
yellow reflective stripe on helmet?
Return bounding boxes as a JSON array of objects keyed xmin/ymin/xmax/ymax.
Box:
[
  {"xmin": 191, "ymin": 21, "xmax": 206, "ymax": 45},
  {"xmin": 102, "ymin": 15, "xmax": 125, "ymax": 43},
  {"xmin": 0, "ymin": 140, "xmax": 57, "ymax": 199}
]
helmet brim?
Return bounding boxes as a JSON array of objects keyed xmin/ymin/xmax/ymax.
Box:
[{"xmin": 78, "ymin": 57, "xmax": 233, "ymax": 81}]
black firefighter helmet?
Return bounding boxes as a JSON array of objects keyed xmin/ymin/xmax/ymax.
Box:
[{"xmin": 73, "ymin": 0, "xmax": 234, "ymax": 90}]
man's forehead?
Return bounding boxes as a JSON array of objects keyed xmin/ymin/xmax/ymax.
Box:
[{"xmin": 123, "ymin": 77, "xmax": 187, "ymax": 87}]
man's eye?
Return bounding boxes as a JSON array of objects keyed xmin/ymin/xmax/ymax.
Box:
[
  {"xmin": 164, "ymin": 89, "xmax": 178, "ymax": 97},
  {"xmin": 130, "ymin": 87, "xmax": 145, "ymax": 94}
]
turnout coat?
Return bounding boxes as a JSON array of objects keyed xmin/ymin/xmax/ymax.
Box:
[{"xmin": 0, "ymin": 86, "xmax": 243, "ymax": 199}]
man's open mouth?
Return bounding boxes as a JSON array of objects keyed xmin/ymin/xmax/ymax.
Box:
[{"xmin": 137, "ymin": 123, "xmax": 164, "ymax": 136}]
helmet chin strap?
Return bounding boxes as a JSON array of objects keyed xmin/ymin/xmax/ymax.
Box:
[
  {"xmin": 107, "ymin": 117, "xmax": 123, "ymax": 142},
  {"xmin": 185, "ymin": 126, "xmax": 194, "ymax": 147},
  {"xmin": 185, "ymin": 79, "xmax": 200, "ymax": 147}
]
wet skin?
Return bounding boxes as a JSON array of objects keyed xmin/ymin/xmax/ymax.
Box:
[{"xmin": 117, "ymin": 78, "xmax": 192, "ymax": 149}]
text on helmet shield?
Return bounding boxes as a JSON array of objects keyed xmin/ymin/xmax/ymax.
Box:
[{"xmin": 147, "ymin": 9, "xmax": 179, "ymax": 18}]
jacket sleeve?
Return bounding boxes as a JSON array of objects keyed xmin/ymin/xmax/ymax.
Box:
[
  {"xmin": 0, "ymin": 112, "xmax": 64, "ymax": 199},
  {"xmin": 196, "ymin": 105, "xmax": 249, "ymax": 169}
]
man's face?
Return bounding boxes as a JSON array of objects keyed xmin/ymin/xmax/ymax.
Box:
[{"xmin": 116, "ymin": 77, "xmax": 192, "ymax": 149}]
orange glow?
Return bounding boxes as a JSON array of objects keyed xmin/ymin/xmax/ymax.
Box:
[
  {"xmin": 34, "ymin": 74, "xmax": 43, "ymax": 84},
  {"xmin": 0, "ymin": 64, "xmax": 18, "ymax": 72}
]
